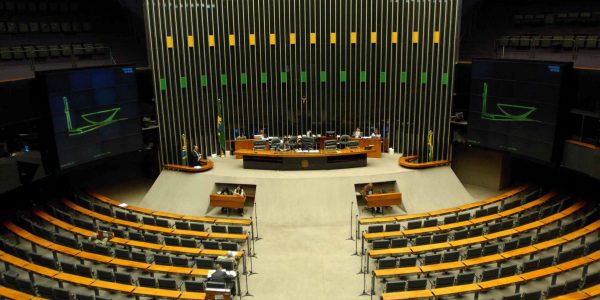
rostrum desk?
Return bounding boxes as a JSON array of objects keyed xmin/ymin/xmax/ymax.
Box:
[{"xmin": 235, "ymin": 149, "xmax": 370, "ymax": 170}]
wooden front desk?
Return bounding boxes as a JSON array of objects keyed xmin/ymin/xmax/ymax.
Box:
[
  {"xmin": 351, "ymin": 138, "xmax": 382, "ymax": 158},
  {"xmin": 233, "ymin": 139, "xmax": 269, "ymax": 158},
  {"xmin": 209, "ymin": 194, "xmax": 246, "ymax": 209},
  {"xmin": 365, "ymin": 192, "xmax": 402, "ymax": 208},
  {"xmin": 236, "ymin": 149, "xmax": 370, "ymax": 170}
]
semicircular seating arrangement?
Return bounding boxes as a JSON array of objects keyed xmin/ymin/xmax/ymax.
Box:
[
  {"xmin": 356, "ymin": 186, "xmax": 600, "ymax": 300},
  {"xmin": 0, "ymin": 195, "xmax": 256, "ymax": 300}
]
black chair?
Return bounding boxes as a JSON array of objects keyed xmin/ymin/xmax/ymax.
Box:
[
  {"xmin": 221, "ymin": 242, "xmax": 239, "ymax": 251},
  {"xmin": 53, "ymin": 287, "xmax": 71, "ymax": 300},
  {"xmin": 565, "ymin": 278, "xmax": 582, "ymax": 292},
  {"xmin": 571, "ymin": 245, "xmax": 585, "ymax": 258},
  {"xmin": 385, "ymin": 280, "xmax": 406, "ymax": 292},
  {"xmin": 406, "ymin": 221, "xmax": 422, "ymax": 230},
  {"xmin": 81, "ymin": 241, "xmax": 96, "ymax": 253},
  {"xmin": 271, "ymin": 138, "xmax": 283, "ymax": 150},
  {"xmin": 189, "ymin": 223, "xmax": 205, "ymax": 232},
  {"xmin": 444, "ymin": 215, "xmax": 457, "ymax": 224},
  {"xmin": 503, "ymin": 239, "xmax": 519, "ymax": 251},
  {"xmin": 339, "ymin": 135, "xmax": 350, "ymax": 149},
  {"xmin": 138, "ymin": 276, "xmax": 157, "ymax": 288},
  {"xmin": 501, "ymin": 219, "xmax": 514, "ymax": 230},
  {"xmin": 16, "ymin": 278, "xmax": 34, "ymax": 294},
  {"xmin": 469, "ymin": 227, "xmax": 484, "ymax": 237},
  {"xmin": 2, "ymin": 270, "xmax": 19, "ymax": 288},
  {"xmin": 486, "ymin": 206, "xmax": 499, "ymax": 215},
  {"xmin": 142, "ymin": 216, "xmax": 156, "ymax": 226},
  {"xmin": 432, "ymin": 233, "xmax": 448, "ymax": 243},
  {"xmin": 456, "ymin": 272, "xmax": 475, "ymax": 285},
  {"xmin": 172, "ymin": 256, "xmax": 191, "ymax": 267},
  {"xmin": 129, "ymin": 231, "xmax": 144, "ymax": 242},
  {"xmin": 216, "ymin": 259, "xmax": 235, "ymax": 271},
  {"xmin": 181, "ymin": 238, "xmax": 197, "ymax": 248},
  {"xmin": 518, "ymin": 236, "xmax": 532, "ymax": 247},
  {"xmin": 522, "ymin": 290, "xmax": 541, "ymax": 300},
  {"xmin": 206, "ymin": 281, "xmax": 227, "ymax": 290},
  {"xmin": 378, "ymin": 257, "xmax": 396, "ymax": 269},
  {"xmin": 434, "ymin": 275, "xmax": 455, "ymax": 288},
  {"xmin": 94, "ymin": 244, "xmax": 111, "ymax": 256},
  {"xmin": 76, "ymin": 264, "xmax": 93, "ymax": 278},
  {"xmin": 97, "ymin": 269, "xmax": 115, "ymax": 282},
  {"xmin": 115, "ymin": 272, "xmax": 133, "ymax": 284},
  {"xmin": 406, "ymin": 279, "xmax": 427, "ymax": 291},
  {"xmin": 391, "ymin": 238, "xmax": 408, "ymax": 248},
  {"xmin": 475, "ymin": 209, "xmax": 487, "ymax": 218},
  {"xmin": 203, "ymin": 241, "xmax": 220, "ymax": 250},
  {"xmin": 131, "ymin": 251, "xmax": 147, "ymax": 263},
  {"xmin": 453, "ymin": 229, "xmax": 469, "ymax": 240},
  {"xmin": 212, "ymin": 225, "xmax": 227, "ymax": 233},
  {"xmin": 423, "ymin": 254, "xmax": 441, "ymax": 265},
  {"xmin": 423, "ymin": 219, "xmax": 437, "ymax": 227},
  {"xmin": 228, "ymin": 226, "xmax": 243, "ymax": 234},
  {"xmin": 36, "ymin": 284, "xmax": 54, "ymax": 298},
  {"xmin": 502, "ymin": 294, "xmax": 521, "ymax": 300},
  {"xmin": 385, "ymin": 224, "xmax": 401, "ymax": 232},
  {"xmin": 346, "ymin": 140, "xmax": 359, "ymax": 149},
  {"xmin": 195, "ymin": 258, "xmax": 215, "ymax": 269},
  {"xmin": 583, "ymin": 272, "xmax": 600, "ymax": 288},
  {"xmin": 442, "ymin": 251, "xmax": 460, "ymax": 262},
  {"xmin": 480, "ymin": 268, "xmax": 500, "ymax": 281},
  {"xmin": 398, "ymin": 257, "xmax": 417, "ymax": 267},
  {"xmin": 144, "ymin": 233, "xmax": 160, "ymax": 244},
  {"xmin": 538, "ymin": 255, "xmax": 554, "ymax": 268},
  {"xmin": 75, "ymin": 294, "xmax": 95, "ymax": 300},
  {"xmin": 482, "ymin": 244, "xmax": 499, "ymax": 256},
  {"xmin": 115, "ymin": 210, "xmax": 128, "ymax": 220},
  {"xmin": 457, "ymin": 212, "xmax": 470, "ymax": 222},
  {"xmin": 156, "ymin": 218, "xmax": 170, "ymax": 228},
  {"xmin": 415, "ymin": 236, "xmax": 431, "ymax": 246},
  {"xmin": 368, "ymin": 225, "xmax": 384, "ymax": 233},
  {"xmin": 522, "ymin": 259, "xmax": 539, "ymax": 272},
  {"xmin": 154, "ymin": 254, "xmax": 172, "ymax": 265},
  {"xmin": 30, "ymin": 253, "xmax": 56, "ymax": 269},
  {"xmin": 185, "ymin": 280, "xmax": 205, "ymax": 292},
  {"xmin": 324, "ymin": 139, "xmax": 337, "ymax": 150},
  {"xmin": 547, "ymin": 284, "xmax": 565, "ymax": 298},
  {"xmin": 158, "ymin": 278, "xmax": 178, "ymax": 290},
  {"xmin": 175, "ymin": 221, "xmax": 190, "ymax": 230},
  {"xmin": 488, "ymin": 222, "xmax": 502, "ymax": 234},
  {"xmin": 500, "ymin": 264, "xmax": 518, "ymax": 277},
  {"xmin": 60, "ymin": 261, "xmax": 77, "ymax": 274},
  {"xmin": 372, "ymin": 240, "xmax": 389, "ymax": 250},
  {"xmin": 164, "ymin": 236, "xmax": 181, "ymax": 246},
  {"xmin": 115, "ymin": 248, "xmax": 130, "ymax": 260}
]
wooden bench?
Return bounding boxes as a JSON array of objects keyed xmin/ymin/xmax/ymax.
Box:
[
  {"xmin": 0, "ymin": 250, "xmax": 211, "ymax": 299},
  {"xmin": 29, "ymin": 212, "xmax": 243, "ymax": 258},
  {"xmin": 210, "ymin": 194, "xmax": 246, "ymax": 209},
  {"xmin": 363, "ymin": 191, "xmax": 556, "ymax": 241},
  {"xmin": 359, "ymin": 184, "xmax": 530, "ymax": 225},
  {"xmin": 368, "ymin": 200, "xmax": 586, "ymax": 258},
  {"xmin": 374, "ymin": 219, "xmax": 600, "ymax": 278},
  {"xmin": 86, "ymin": 191, "xmax": 252, "ymax": 226},
  {"xmin": 62, "ymin": 199, "xmax": 248, "ymax": 241},
  {"xmin": 380, "ymin": 249, "xmax": 600, "ymax": 300},
  {"xmin": 366, "ymin": 192, "xmax": 402, "ymax": 208}
]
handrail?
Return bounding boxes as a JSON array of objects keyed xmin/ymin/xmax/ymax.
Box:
[
  {"xmin": 363, "ymin": 191, "xmax": 556, "ymax": 241},
  {"xmin": 3, "ymin": 221, "xmax": 211, "ymax": 277},
  {"xmin": 359, "ymin": 184, "xmax": 530, "ymax": 225},
  {"xmin": 85, "ymin": 190, "xmax": 251, "ymax": 226},
  {"xmin": 399, "ymin": 155, "xmax": 450, "ymax": 169},
  {"xmin": 381, "ymin": 249, "xmax": 600, "ymax": 300},
  {"xmin": 0, "ymin": 249, "xmax": 208, "ymax": 299},
  {"xmin": 32, "ymin": 209, "xmax": 242, "ymax": 258},
  {"xmin": 374, "ymin": 219, "xmax": 600, "ymax": 278},
  {"xmin": 62, "ymin": 199, "xmax": 247, "ymax": 241},
  {"xmin": 163, "ymin": 159, "xmax": 214, "ymax": 173},
  {"xmin": 368, "ymin": 200, "xmax": 586, "ymax": 258}
]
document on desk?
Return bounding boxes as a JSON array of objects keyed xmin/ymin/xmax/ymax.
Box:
[
  {"xmin": 207, "ymin": 270, "xmax": 237, "ymax": 278},
  {"xmin": 118, "ymin": 203, "xmax": 128, "ymax": 208}
]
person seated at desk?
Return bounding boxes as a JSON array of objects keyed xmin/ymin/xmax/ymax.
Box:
[
  {"xmin": 209, "ymin": 263, "xmax": 236, "ymax": 294},
  {"xmin": 233, "ymin": 185, "xmax": 245, "ymax": 216},
  {"xmin": 361, "ymin": 182, "xmax": 381, "ymax": 213},
  {"xmin": 371, "ymin": 128, "xmax": 381, "ymax": 138},
  {"xmin": 217, "ymin": 187, "xmax": 232, "ymax": 213},
  {"xmin": 191, "ymin": 145, "xmax": 203, "ymax": 167},
  {"xmin": 88, "ymin": 230, "xmax": 114, "ymax": 245},
  {"xmin": 353, "ymin": 128, "xmax": 362, "ymax": 138}
]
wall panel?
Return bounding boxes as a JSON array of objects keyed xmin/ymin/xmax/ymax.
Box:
[{"xmin": 145, "ymin": 0, "xmax": 460, "ymax": 164}]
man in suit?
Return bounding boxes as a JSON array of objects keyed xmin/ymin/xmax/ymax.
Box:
[
  {"xmin": 191, "ymin": 145, "xmax": 202, "ymax": 167},
  {"xmin": 211, "ymin": 263, "xmax": 233, "ymax": 282}
]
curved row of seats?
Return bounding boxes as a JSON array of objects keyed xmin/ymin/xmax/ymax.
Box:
[
  {"xmin": 359, "ymin": 184, "xmax": 531, "ymax": 225},
  {"xmin": 368, "ymin": 199, "xmax": 586, "ymax": 259},
  {"xmin": 83, "ymin": 191, "xmax": 252, "ymax": 226},
  {"xmin": 0, "ymin": 248, "xmax": 212, "ymax": 299}
]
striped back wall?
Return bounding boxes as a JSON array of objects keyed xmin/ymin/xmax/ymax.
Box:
[{"xmin": 144, "ymin": 0, "xmax": 461, "ymax": 164}]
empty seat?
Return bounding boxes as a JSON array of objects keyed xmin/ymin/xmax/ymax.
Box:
[
  {"xmin": 547, "ymin": 284, "xmax": 565, "ymax": 298},
  {"xmin": 456, "ymin": 272, "xmax": 475, "ymax": 285},
  {"xmin": 378, "ymin": 257, "xmax": 396, "ymax": 269},
  {"xmin": 488, "ymin": 222, "xmax": 502, "ymax": 234},
  {"xmin": 181, "ymin": 238, "xmax": 197, "ymax": 248},
  {"xmin": 195, "ymin": 257, "xmax": 215, "ymax": 269},
  {"xmin": 36, "ymin": 284, "xmax": 54, "ymax": 298},
  {"xmin": 172, "ymin": 256, "xmax": 191, "ymax": 267},
  {"xmin": 53, "ymin": 287, "xmax": 71, "ymax": 300},
  {"xmin": 469, "ymin": 227, "xmax": 484, "ymax": 237},
  {"xmin": 144, "ymin": 233, "xmax": 160, "ymax": 243},
  {"xmin": 391, "ymin": 238, "xmax": 408, "ymax": 248},
  {"xmin": 385, "ymin": 280, "xmax": 406, "ymax": 292},
  {"xmin": 475, "ymin": 209, "xmax": 487, "ymax": 218},
  {"xmin": 368, "ymin": 225, "xmax": 384, "ymax": 233},
  {"xmin": 423, "ymin": 254, "xmax": 441, "ymax": 265},
  {"xmin": 221, "ymin": 242, "xmax": 238, "ymax": 251},
  {"xmin": 202, "ymin": 240, "xmax": 220, "ymax": 250},
  {"xmin": 500, "ymin": 264, "xmax": 517, "ymax": 277},
  {"xmin": 435, "ymin": 275, "xmax": 455, "ymax": 288},
  {"xmin": 457, "ymin": 213, "xmax": 470, "ymax": 222},
  {"xmin": 16, "ymin": 278, "xmax": 34, "ymax": 294},
  {"xmin": 76, "ymin": 264, "xmax": 93, "ymax": 278},
  {"xmin": 406, "ymin": 279, "xmax": 427, "ymax": 291},
  {"xmin": 228, "ymin": 226, "xmax": 243, "ymax": 234},
  {"xmin": 503, "ymin": 239, "xmax": 519, "ymax": 251},
  {"xmin": 571, "ymin": 245, "xmax": 585, "ymax": 258},
  {"xmin": 129, "ymin": 231, "xmax": 144, "ymax": 241},
  {"xmin": 185, "ymin": 280, "xmax": 205, "ymax": 292},
  {"xmin": 212, "ymin": 225, "xmax": 227, "ymax": 233},
  {"xmin": 583, "ymin": 272, "xmax": 600, "ymax": 288},
  {"xmin": 522, "ymin": 290, "xmax": 541, "ymax": 300},
  {"xmin": 442, "ymin": 251, "xmax": 460, "ymax": 262},
  {"xmin": 406, "ymin": 220, "xmax": 422, "ymax": 230},
  {"xmin": 115, "ymin": 210, "xmax": 127, "ymax": 220},
  {"xmin": 481, "ymin": 268, "xmax": 500, "ymax": 281},
  {"xmin": 482, "ymin": 244, "xmax": 499, "ymax": 256},
  {"xmin": 372, "ymin": 240, "xmax": 389, "ymax": 250},
  {"xmin": 114, "ymin": 248, "xmax": 130, "ymax": 259},
  {"xmin": 138, "ymin": 276, "xmax": 157, "ymax": 288},
  {"xmin": 60, "ymin": 262, "xmax": 76, "ymax": 274},
  {"xmin": 454, "ymin": 229, "xmax": 469, "ymax": 240},
  {"xmin": 432, "ymin": 233, "xmax": 448, "ymax": 243},
  {"xmin": 538, "ymin": 255, "xmax": 554, "ymax": 268},
  {"xmin": 153, "ymin": 254, "xmax": 171, "ymax": 265},
  {"xmin": 142, "ymin": 216, "xmax": 156, "ymax": 226},
  {"xmin": 486, "ymin": 206, "xmax": 498, "ymax": 215},
  {"xmin": 444, "ymin": 215, "xmax": 457, "ymax": 224},
  {"xmin": 518, "ymin": 236, "xmax": 532, "ymax": 247},
  {"xmin": 423, "ymin": 219, "xmax": 437, "ymax": 228},
  {"xmin": 156, "ymin": 218, "xmax": 170, "ymax": 228},
  {"xmin": 131, "ymin": 251, "xmax": 147, "ymax": 263},
  {"xmin": 415, "ymin": 236, "xmax": 431, "ymax": 246},
  {"xmin": 502, "ymin": 294, "xmax": 521, "ymax": 300},
  {"xmin": 522, "ymin": 259, "xmax": 539, "ymax": 272},
  {"xmin": 398, "ymin": 257, "xmax": 417, "ymax": 267},
  {"xmin": 75, "ymin": 294, "xmax": 95, "ymax": 300},
  {"xmin": 565, "ymin": 278, "xmax": 582, "ymax": 292},
  {"xmin": 385, "ymin": 224, "xmax": 400, "ymax": 232},
  {"xmin": 466, "ymin": 247, "xmax": 482, "ymax": 259},
  {"xmin": 97, "ymin": 269, "xmax": 114, "ymax": 282},
  {"xmin": 158, "ymin": 278, "xmax": 178, "ymax": 290}
]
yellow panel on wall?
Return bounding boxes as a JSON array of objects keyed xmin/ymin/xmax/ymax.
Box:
[
  {"xmin": 350, "ymin": 32, "xmax": 357, "ymax": 44},
  {"xmin": 412, "ymin": 32, "xmax": 419, "ymax": 44},
  {"xmin": 391, "ymin": 32, "xmax": 398, "ymax": 44},
  {"xmin": 166, "ymin": 36, "xmax": 173, "ymax": 48},
  {"xmin": 270, "ymin": 33, "xmax": 276, "ymax": 45},
  {"xmin": 434, "ymin": 31, "xmax": 440, "ymax": 43},
  {"xmin": 187, "ymin": 36, "xmax": 194, "ymax": 48},
  {"xmin": 249, "ymin": 34, "xmax": 256, "ymax": 46},
  {"xmin": 330, "ymin": 32, "xmax": 336, "ymax": 44},
  {"xmin": 208, "ymin": 35, "xmax": 215, "ymax": 47},
  {"xmin": 371, "ymin": 32, "xmax": 377, "ymax": 44},
  {"xmin": 310, "ymin": 32, "xmax": 317, "ymax": 44},
  {"xmin": 290, "ymin": 33, "xmax": 296, "ymax": 45},
  {"xmin": 229, "ymin": 34, "xmax": 235, "ymax": 46}
]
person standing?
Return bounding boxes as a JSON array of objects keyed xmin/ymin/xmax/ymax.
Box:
[
  {"xmin": 233, "ymin": 185, "xmax": 245, "ymax": 216},
  {"xmin": 371, "ymin": 128, "xmax": 381, "ymax": 138},
  {"xmin": 191, "ymin": 145, "xmax": 202, "ymax": 167},
  {"xmin": 353, "ymin": 128, "xmax": 362, "ymax": 138}
]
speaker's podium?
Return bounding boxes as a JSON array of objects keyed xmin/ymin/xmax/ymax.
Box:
[{"xmin": 365, "ymin": 192, "xmax": 402, "ymax": 208}]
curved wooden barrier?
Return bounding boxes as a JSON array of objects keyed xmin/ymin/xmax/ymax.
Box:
[
  {"xmin": 359, "ymin": 184, "xmax": 530, "ymax": 225},
  {"xmin": 85, "ymin": 191, "xmax": 251, "ymax": 226},
  {"xmin": 162, "ymin": 159, "xmax": 214, "ymax": 173},
  {"xmin": 399, "ymin": 155, "xmax": 450, "ymax": 169}
]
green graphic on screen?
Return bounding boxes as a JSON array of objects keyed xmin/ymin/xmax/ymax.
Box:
[
  {"xmin": 481, "ymin": 82, "xmax": 540, "ymax": 122},
  {"xmin": 63, "ymin": 96, "xmax": 126, "ymax": 136}
]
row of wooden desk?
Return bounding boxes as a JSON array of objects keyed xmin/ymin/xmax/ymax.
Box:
[{"xmin": 231, "ymin": 137, "xmax": 382, "ymax": 158}]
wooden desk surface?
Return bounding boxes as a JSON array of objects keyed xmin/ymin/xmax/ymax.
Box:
[
  {"xmin": 381, "ymin": 290, "xmax": 434, "ymax": 300},
  {"xmin": 520, "ymin": 266, "xmax": 561, "ymax": 280},
  {"xmin": 547, "ymin": 291, "xmax": 590, "ymax": 300},
  {"xmin": 236, "ymin": 148, "xmax": 371, "ymax": 158},
  {"xmin": 0, "ymin": 285, "xmax": 42, "ymax": 300},
  {"xmin": 90, "ymin": 280, "xmax": 136, "ymax": 293},
  {"xmin": 179, "ymin": 291, "xmax": 208, "ymax": 299},
  {"xmin": 478, "ymin": 275, "xmax": 523, "ymax": 289},
  {"xmin": 374, "ymin": 266, "xmax": 421, "ymax": 277},
  {"xmin": 163, "ymin": 160, "xmax": 214, "ymax": 173},
  {"xmin": 419, "ymin": 261, "xmax": 464, "ymax": 273},
  {"xmin": 432, "ymin": 283, "xmax": 481, "ymax": 296},
  {"xmin": 53, "ymin": 272, "xmax": 95, "ymax": 285},
  {"xmin": 132, "ymin": 287, "xmax": 182, "ymax": 298}
]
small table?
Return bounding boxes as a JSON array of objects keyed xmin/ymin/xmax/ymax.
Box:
[{"xmin": 210, "ymin": 194, "xmax": 246, "ymax": 215}]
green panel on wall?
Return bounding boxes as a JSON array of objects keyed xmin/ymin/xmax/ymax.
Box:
[
  {"xmin": 220, "ymin": 74, "xmax": 227, "ymax": 86},
  {"xmin": 241, "ymin": 73, "xmax": 247, "ymax": 85},
  {"xmin": 159, "ymin": 78, "xmax": 166, "ymax": 91},
  {"xmin": 281, "ymin": 72, "xmax": 287, "ymax": 83},
  {"xmin": 400, "ymin": 72, "xmax": 407, "ymax": 83},
  {"xmin": 441, "ymin": 73, "xmax": 449, "ymax": 85},
  {"xmin": 360, "ymin": 71, "xmax": 367, "ymax": 82},
  {"xmin": 200, "ymin": 75, "xmax": 207, "ymax": 87},
  {"xmin": 180, "ymin": 76, "xmax": 187, "ymax": 89},
  {"xmin": 300, "ymin": 71, "xmax": 307, "ymax": 83},
  {"xmin": 261, "ymin": 72, "xmax": 267, "ymax": 84},
  {"xmin": 421, "ymin": 72, "xmax": 428, "ymax": 84},
  {"xmin": 380, "ymin": 72, "xmax": 386, "ymax": 83},
  {"xmin": 340, "ymin": 71, "xmax": 347, "ymax": 83},
  {"xmin": 320, "ymin": 71, "xmax": 327, "ymax": 82}
]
